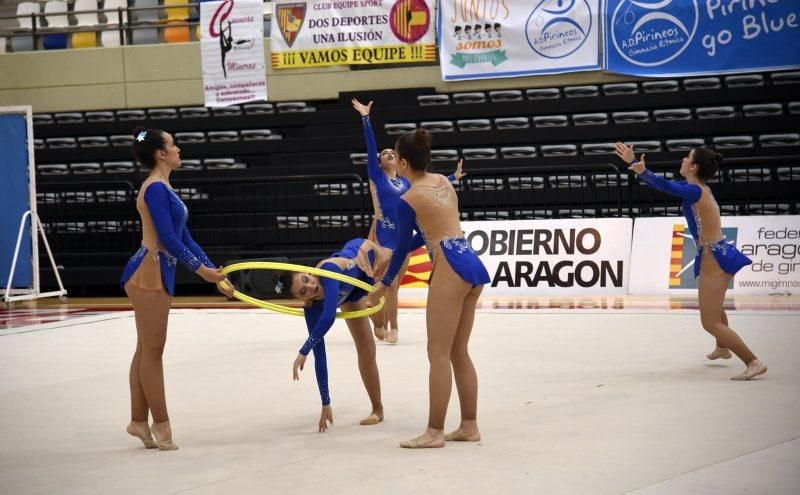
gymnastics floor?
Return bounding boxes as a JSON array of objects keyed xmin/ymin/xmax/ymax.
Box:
[{"xmin": 1, "ymin": 295, "xmax": 798, "ymax": 494}]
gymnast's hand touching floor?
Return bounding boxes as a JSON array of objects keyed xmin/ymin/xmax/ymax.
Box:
[
  {"xmin": 319, "ymin": 405, "xmax": 334, "ymax": 432},
  {"xmin": 294, "ymin": 353, "xmax": 335, "ymax": 432}
]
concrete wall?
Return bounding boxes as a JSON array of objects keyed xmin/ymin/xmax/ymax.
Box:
[{"xmin": 0, "ymin": 39, "xmax": 629, "ymax": 112}]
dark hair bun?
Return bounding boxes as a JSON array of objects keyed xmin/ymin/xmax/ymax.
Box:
[
  {"xmin": 413, "ymin": 128, "xmax": 432, "ymax": 149},
  {"xmin": 693, "ymin": 147, "xmax": 723, "ymax": 181}
]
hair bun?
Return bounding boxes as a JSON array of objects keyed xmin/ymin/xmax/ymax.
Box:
[
  {"xmin": 412, "ymin": 128, "xmax": 432, "ymax": 149},
  {"xmin": 132, "ymin": 126, "xmax": 147, "ymax": 139},
  {"xmin": 713, "ymin": 152, "xmax": 724, "ymax": 165}
]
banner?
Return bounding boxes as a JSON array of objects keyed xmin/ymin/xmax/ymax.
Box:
[
  {"xmin": 630, "ymin": 216, "xmax": 800, "ymax": 295},
  {"xmin": 401, "ymin": 219, "xmax": 632, "ymax": 295},
  {"xmin": 270, "ymin": 0, "xmax": 436, "ymax": 68},
  {"xmin": 605, "ymin": 0, "xmax": 800, "ymax": 76},
  {"xmin": 438, "ymin": 0, "xmax": 601, "ymax": 81},
  {"xmin": 201, "ymin": 0, "xmax": 267, "ymax": 107}
]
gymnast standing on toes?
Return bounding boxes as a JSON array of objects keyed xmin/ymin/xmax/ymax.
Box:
[
  {"xmin": 120, "ymin": 127, "xmax": 231, "ymax": 451},
  {"xmin": 352, "ymin": 98, "xmax": 466, "ymax": 345},
  {"xmin": 615, "ymin": 142, "xmax": 767, "ymax": 380},
  {"xmin": 276, "ymin": 238, "xmax": 390, "ymax": 431},
  {"xmin": 372, "ymin": 129, "xmax": 490, "ymax": 449}
]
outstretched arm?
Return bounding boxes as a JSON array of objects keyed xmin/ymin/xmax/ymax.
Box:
[
  {"xmin": 616, "ymin": 143, "xmax": 702, "ymax": 202},
  {"xmin": 352, "ymin": 99, "xmax": 384, "ymax": 183}
]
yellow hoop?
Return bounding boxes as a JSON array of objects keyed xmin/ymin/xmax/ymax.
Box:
[{"xmin": 219, "ymin": 261, "xmax": 385, "ymax": 319}]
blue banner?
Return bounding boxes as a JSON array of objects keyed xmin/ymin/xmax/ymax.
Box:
[
  {"xmin": 0, "ymin": 114, "xmax": 33, "ymax": 289},
  {"xmin": 605, "ymin": 0, "xmax": 800, "ymax": 76}
]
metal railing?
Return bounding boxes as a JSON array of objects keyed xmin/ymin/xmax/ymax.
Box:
[
  {"xmin": 33, "ymin": 157, "xmax": 799, "ymax": 263},
  {"xmin": 453, "ymin": 163, "xmax": 625, "ymax": 220},
  {"xmin": 0, "ymin": 3, "xmax": 271, "ymax": 50},
  {"xmin": 36, "ymin": 180, "xmax": 139, "ymax": 254}
]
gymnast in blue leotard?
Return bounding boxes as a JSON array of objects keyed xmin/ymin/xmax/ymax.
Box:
[
  {"xmin": 276, "ymin": 237, "xmax": 390, "ymax": 432},
  {"xmin": 372, "ymin": 128, "xmax": 490, "ymax": 449},
  {"xmin": 352, "ymin": 99, "xmax": 465, "ymax": 344},
  {"xmin": 119, "ymin": 126, "xmax": 230, "ymax": 451},
  {"xmin": 616, "ymin": 142, "xmax": 766, "ymax": 381}
]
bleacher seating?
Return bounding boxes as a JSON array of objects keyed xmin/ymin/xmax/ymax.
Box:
[{"xmin": 27, "ymin": 72, "xmax": 800, "ymax": 294}]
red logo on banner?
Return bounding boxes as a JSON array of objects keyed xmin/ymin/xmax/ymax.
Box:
[
  {"xmin": 277, "ymin": 3, "xmax": 306, "ymax": 47},
  {"xmin": 389, "ymin": 0, "xmax": 430, "ymax": 44},
  {"xmin": 209, "ymin": 0, "xmax": 234, "ymax": 38}
]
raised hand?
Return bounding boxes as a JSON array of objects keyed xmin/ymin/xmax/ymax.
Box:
[
  {"xmin": 628, "ymin": 154, "xmax": 647, "ymax": 174},
  {"xmin": 351, "ymin": 98, "xmax": 373, "ymax": 117},
  {"xmin": 453, "ymin": 158, "xmax": 467, "ymax": 180},
  {"xmin": 615, "ymin": 142, "xmax": 635, "ymax": 164}
]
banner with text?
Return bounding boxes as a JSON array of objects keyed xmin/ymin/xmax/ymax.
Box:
[
  {"xmin": 605, "ymin": 0, "xmax": 800, "ymax": 76},
  {"xmin": 400, "ymin": 219, "xmax": 632, "ymax": 295},
  {"xmin": 201, "ymin": 0, "xmax": 267, "ymax": 107},
  {"xmin": 438, "ymin": 0, "xmax": 602, "ymax": 81},
  {"xmin": 629, "ymin": 216, "xmax": 800, "ymax": 295},
  {"xmin": 270, "ymin": 0, "xmax": 436, "ymax": 68}
]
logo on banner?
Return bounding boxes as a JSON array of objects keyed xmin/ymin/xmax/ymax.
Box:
[
  {"xmin": 276, "ymin": 2, "xmax": 306, "ymax": 47},
  {"xmin": 611, "ymin": 0, "xmax": 699, "ymax": 67},
  {"xmin": 389, "ymin": 0, "xmax": 430, "ymax": 44},
  {"xmin": 669, "ymin": 224, "xmax": 739, "ymax": 289},
  {"xmin": 208, "ymin": 0, "xmax": 243, "ymax": 78},
  {"xmin": 526, "ymin": 0, "xmax": 593, "ymax": 59}
]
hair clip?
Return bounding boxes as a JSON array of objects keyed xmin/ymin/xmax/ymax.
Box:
[
  {"xmin": 136, "ymin": 130, "xmax": 147, "ymax": 142},
  {"xmin": 274, "ymin": 281, "xmax": 283, "ymax": 294}
]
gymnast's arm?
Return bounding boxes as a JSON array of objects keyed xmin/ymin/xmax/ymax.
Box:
[
  {"xmin": 618, "ymin": 144, "xmax": 701, "ymax": 202},
  {"xmin": 635, "ymin": 167, "xmax": 702, "ymax": 202},
  {"xmin": 303, "ymin": 303, "xmax": 331, "ymax": 406},
  {"xmin": 352, "ymin": 99, "xmax": 385, "ymax": 186},
  {"xmin": 380, "ymin": 199, "xmax": 417, "ymax": 286},
  {"xmin": 143, "ymin": 182, "xmax": 202, "ymax": 272},
  {"xmin": 180, "ymin": 227, "xmax": 215, "ymax": 268},
  {"xmin": 361, "ymin": 115, "xmax": 383, "ymax": 183}
]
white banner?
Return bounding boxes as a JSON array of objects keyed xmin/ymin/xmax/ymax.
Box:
[
  {"xmin": 438, "ymin": 0, "xmax": 602, "ymax": 81},
  {"xmin": 460, "ymin": 219, "xmax": 632, "ymax": 295},
  {"xmin": 630, "ymin": 216, "xmax": 800, "ymax": 295},
  {"xmin": 201, "ymin": 0, "xmax": 267, "ymax": 107},
  {"xmin": 270, "ymin": 0, "xmax": 436, "ymax": 69}
]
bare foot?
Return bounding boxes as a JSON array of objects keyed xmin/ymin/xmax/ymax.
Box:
[
  {"xmin": 151, "ymin": 420, "xmax": 179, "ymax": 451},
  {"xmin": 399, "ymin": 427, "xmax": 445, "ymax": 449},
  {"xmin": 731, "ymin": 359, "xmax": 767, "ymax": 381},
  {"xmin": 126, "ymin": 421, "xmax": 157, "ymax": 449},
  {"xmin": 707, "ymin": 346, "xmax": 732, "ymax": 360},
  {"xmin": 445, "ymin": 426, "xmax": 481, "ymax": 442},
  {"xmin": 359, "ymin": 411, "xmax": 384, "ymax": 426}
]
